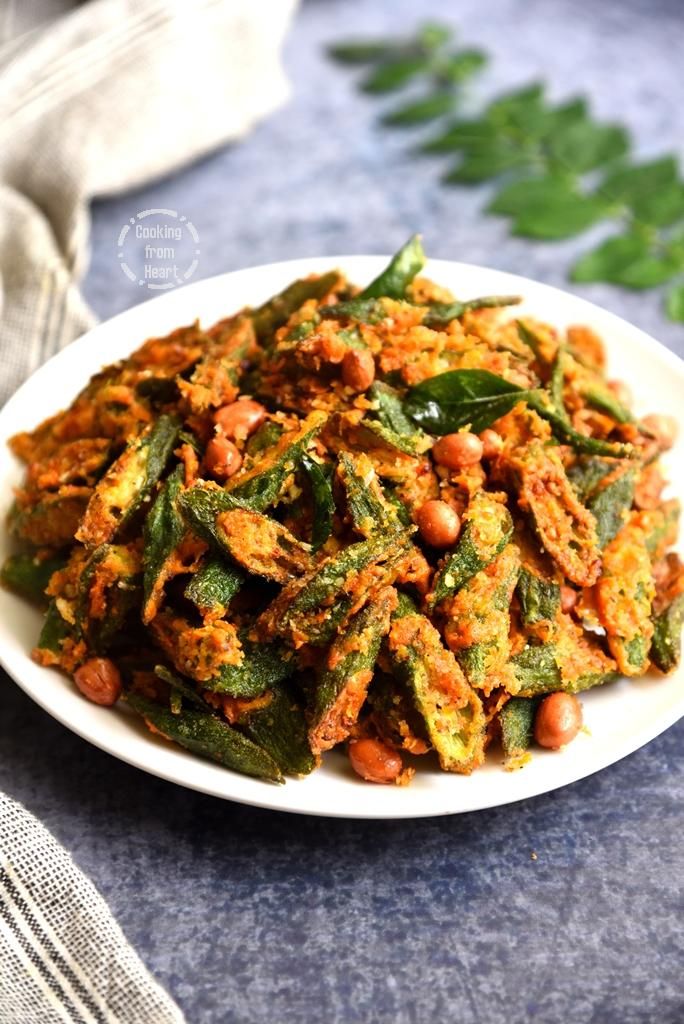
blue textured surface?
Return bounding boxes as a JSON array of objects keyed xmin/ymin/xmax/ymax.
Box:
[{"xmin": 3, "ymin": 1, "xmax": 684, "ymax": 1022}]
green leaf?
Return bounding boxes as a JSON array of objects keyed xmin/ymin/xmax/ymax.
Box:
[
  {"xmin": 511, "ymin": 192, "xmax": 607, "ymax": 240},
  {"xmin": 547, "ymin": 120, "xmax": 630, "ymax": 173},
  {"xmin": 420, "ymin": 118, "xmax": 498, "ymax": 153},
  {"xmin": 382, "ymin": 90, "xmax": 455, "ymax": 126},
  {"xmin": 404, "ymin": 369, "xmax": 536, "ymax": 434},
  {"xmin": 488, "ymin": 175, "xmax": 576, "ymax": 216},
  {"xmin": 327, "ymin": 40, "xmax": 398, "ymax": 64},
  {"xmin": 360, "ymin": 235, "xmax": 425, "ymax": 299},
  {"xmin": 361, "ymin": 56, "xmax": 433, "ymax": 93},
  {"xmin": 630, "ymin": 181, "xmax": 684, "ymax": 228},
  {"xmin": 485, "ymin": 83, "xmax": 546, "ymax": 128},
  {"xmin": 444, "ymin": 142, "xmax": 529, "ymax": 183},
  {"xmin": 599, "ymin": 157, "xmax": 679, "ymax": 202},
  {"xmin": 437, "ymin": 49, "xmax": 487, "ymax": 83},
  {"xmin": 423, "ymin": 294, "xmax": 521, "ymax": 328},
  {"xmin": 416, "ymin": 21, "xmax": 452, "ymax": 51},
  {"xmin": 665, "ymin": 284, "xmax": 684, "ymax": 322},
  {"xmin": 571, "ymin": 233, "xmax": 679, "ymax": 288}
]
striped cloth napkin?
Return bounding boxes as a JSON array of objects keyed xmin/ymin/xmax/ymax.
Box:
[{"xmin": 0, "ymin": 0, "xmax": 297, "ymax": 1020}]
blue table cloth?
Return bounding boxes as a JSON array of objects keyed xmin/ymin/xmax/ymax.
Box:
[{"xmin": 2, "ymin": 1, "xmax": 683, "ymax": 1021}]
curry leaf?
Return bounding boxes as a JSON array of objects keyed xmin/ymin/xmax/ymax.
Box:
[
  {"xmin": 547, "ymin": 120, "xmax": 630, "ymax": 173},
  {"xmin": 301, "ymin": 454, "xmax": 335, "ymax": 551},
  {"xmin": 404, "ymin": 369, "xmax": 536, "ymax": 434},
  {"xmin": 382, "ymin": 91, "xmax": 455, "ymax": 126},
  {"xmin": 571, "ymin": 234, "xmax": 679, "ymax": 288},
  {"xmin": 361, "ymin": 56, "xmax": 433, "ymax": 94},
  {"xmin": 665, "ymin": 284, "xmax": 684, "ymax": 322},
  {"xmin": 511, "ymin": 192, "xmax": 607, "ymax": 240}
]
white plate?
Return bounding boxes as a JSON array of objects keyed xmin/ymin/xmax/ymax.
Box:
[{"xmin": 1, "ymin": 257, "xmax": 683, "ymax": 818}]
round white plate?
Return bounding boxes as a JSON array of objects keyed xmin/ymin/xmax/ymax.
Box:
[{"xmin": 1, "ymin": 257, "xmax": 683, "ymax": 818}]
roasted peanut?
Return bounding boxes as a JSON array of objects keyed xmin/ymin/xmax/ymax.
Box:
[
  {"xmin": 479, "ymin": 428, "xmax": 503, "ymax": 460},
  {"xmin": 341, "ymin": 349, "xmax": 375, "ymax": 391},
  {"xmin": 560, "ymin": 585, "xmax": 578, "ymax": 614},
  {"xmin": 205, "ymin": 436, "xmax": 242, "ymax": 480},
  {"xmin": 534, "ymin": 692, "xmax": 582, "ymax": 749},
  {"xmin": 73, "ymin": 658, "xmax": 122, "ymax": 706},
  {"xmin": 213, "ymin": 400, "xmax": 266, "ymax": 441},
  {"xmin": 416, "ymin": 500, "xmax": 461, "ymax": 548},
  {"xmin": 348, "ymin": 737, "xmax": 403, "ymax": 783},
  {"xmin": 432, "ymin": 431, "xmax": 483, "ymax": 470}
]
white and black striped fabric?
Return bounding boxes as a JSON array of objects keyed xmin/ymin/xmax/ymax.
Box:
[{"xmin": 0, "ymin": 792, "xmax": 185, "ymax": 1024}]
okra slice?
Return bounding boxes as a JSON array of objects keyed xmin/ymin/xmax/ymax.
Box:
[
  {"xmin": 142, "ymin": 465, "xmax": 201, "ymax": 623},
  {"xmin": 77, "ymin": 542, "xmax": 142, "ymax": 652},
  {"xmin": 443, "ymin": 543, "xmax": 520, "ymax": 690},
  {"xmin": 259, "ymin": 528, "xmax": 412, "ymax": 647},
  {"xmin": 10, "ymin": 487, "xmax": 91, "ymax": 548},
  {"xmin": 77, "ymin": 414, "xmax": 180, "ymax": 547},
  {"xmin": 336, "ymin": 451, "xmax": 401, "ymax": 538},
  {"xmin": 301, "ymin": 454, "xmax": 334, "ymax": 551},
  {"xmin": 184, "ymin": 557, "xmax": 244, "ymax": 616},
  {"xmin": 179, "ymin": 484, "xmax": 241, "ymax": 547},
  {"xmin": 641, "ymin": 500, "xmax": 680, "ymax": 559},
  {"xmin": 422, "ymin": 294, "xmax": 520, "ymax": 329},
  {"xmin": 595, "ymin": 512, "xmax": 656, "ymax": 676},
  {"xmin": 214, "ymin": 508, "xmax": 314, "ymax": 583},
  {"xmin": 512, "ymin": 642, "xmax": 618, "ymax": 696},
  {"xmin": 651, "ymin": 594, "xmax": 684, "ymax": 673},
  {"xmin": 387, "ymin": 603, "xmax": 486, "ymax": 773},
  {"xmin": 516, "ymin": 566, "xmax": 560, "ymax": 626},
  {"xmin": 154, "ymin": 665, "xmax": 207, "ymax": 710},
  {"xmin": 309, "ymin": 586, "xmax": 396, "ymax": 754},
  {"xmin": 251, "ymin": 271, "xmax": 341, "ymax": 344},
  {"xmin": 237, "ymin": 681, "xmax": 317, "ymax": 776},
  {"xmin": 178, "ymin": 316, "xmax": 255, "ymax": 413},
  {"xmin": 367, "ymin": 382, "xmax": 429, "ymax": 454},
  {"xmin": 499, "ymin": 697, "xmax": 541, "ymax": 760},
  {"xmin": 568, "ymin": 456, "xmax": 614, "ymax": 502},
  {"xmin": 34, "ymin": 600, "xmax": 72, "ymax": 658},
  {"xmin": 246, "ymin": 420, "xmax": 284, "ymax": 457},
  {"xmin": 225, "ymin": 411, "xmax": 327, "ymax": 512},
  {"xmin": 501, "ymin": 439, "xmax": 601, "ymax": 587},
  {"xmin": 587, "ymin": 466, "xmax": 637, "ymax": 549},
  {"xmin": 150, "ymin": 611, "xmax": 243, "ymax": 683},
  {"xmin": 126, "ymin": 692, "xmax": 283, "ymax": 782},
  {"xmin": 202, "ymin": 633, "xmax": 296, "ymax": 698},
  {"xmin": 0, "ymin": 553, "xmax": 65, "ymax": 604},
  {"xmin": 428, "ymin": 491, "xmax": 513, "ymax": 608}
]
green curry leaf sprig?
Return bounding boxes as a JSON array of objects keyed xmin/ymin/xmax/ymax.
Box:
[{"xmin": 328, "ymin": 24, "xmax": 684, "ymax": 323}]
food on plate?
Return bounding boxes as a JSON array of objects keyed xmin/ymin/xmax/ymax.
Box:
[{"xmin": 3, "ymin": 237, "xmax": 682, "ymax": 785}]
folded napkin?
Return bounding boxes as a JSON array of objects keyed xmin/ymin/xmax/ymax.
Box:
[
  {"xmin": 0, "ymin": 0, "xmax": 297, "ymax": 1019},
  {"xmin": 0, "ymin": 0, "xmax": 298, "ymax": 404}
]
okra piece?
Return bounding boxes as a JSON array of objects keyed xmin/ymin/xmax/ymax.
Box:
[
  {"xmin": 225, "ymin": 411, "xmax": 327, "ymax": 512},
  {"xmin": 142, "ymin": 465, "xmax": 186, "ymax": 620},
  {"xmin": 581, "ymin": 383, "xmax": 633, "ymax": 424},
  {"xmin": 422, "ymin": 294, "xmax": 520, "ymax": 329},
  {"xmin": 154, "ymin": 665, "xmax": 207, "ymax": 710},
  {"xmin": 214, "ymin": 508, "xmax": 314, "ymax": 583},
  {"xmin": 499, "ymin": 697, "xmax": 541, "ymax": 760},
  {"xmin": 387, "ymin": 602, "xmax": 486, "ymax": 773},
  {"xmin": 443, "ymin": 543, "xmax": 520, "ymax": 689},
  {"xmin": 642, "ymin": 500, "xmax": 680, "ymax": 559},
  {"xmin": 35, "ymin": 600, "xmax": 71, "ymax": 657},
  {"xmin": 337, "ymin": 451, "xmax": 401, "ymax": 538},
  {"xmin": 516, "ymin": 566, "xmax": 560, "ymax": 625},
  {"xmin": 10, "ymin": 488, "xmax": 91, "ymax": 549},
  {"xmin": 428, "ymin": 491, "xmax": 513, "ymax": 607},
  {"xmin": 568, "ymin": 457, "xmax": 614, "ymax": 502},
  {"xmin": 501, "ymin": 438, "xmax": 602, "ymax": 587},
  {"xmin": 179, "ymin": 316, "xmax": 255, "ymax": 412},
  {"xmin": 202, "ymin": 634, "xmax": 297, "ymax": 698},
  {"xmin": 247, "ymin": 420, "xmax": 284, "ymax": 456},
  {"xmin": 301, "ymin": 454, "xmax": 334, "ymax": 551},
  {"xmin": 77, "ymin": 414, "xmax": 180, "ymax": 547},
  {"xmin": 260, "ymin": 528, "xmax": 412, "ymax": 647},
  {"xmin": 126, "ymin": 692, "xmax": 283, "ymax": 782},
  {"xmin": 150, "ymin": 611, "xmax": 243, "ymax": 683},
  {"xmin": 251, "ymin": 271, "xmax": 341, "ymax": 343},
  {"xmin": 237, "ymin": 681, "xmax": 317, "ymax": 776},
  {"xmin": 651, "ymin": 594, "xmax": 684, "ymax": 673},
  {"xmin": 596, "ymin": 513, "xmax": 656, "ymax": 675},
  {"xmin": 369, "ymin": 380, "xmax": 424, "ymax": 438},
  {"xmin": 362, "ymin": 419, "xmax": 428, "ymax": 456},
  {"xmin": 179, "ymin": 485, "xmax": 241, "ymax": 548},
  {"xmin": 184, "ymin": 557, "xmax": 244, "ymax": 615},
  {"xmin": 549, "ymin": 347, "xmax": 570, "ymax": 424},
  {"xmin": 0, "ymin": 553, "xmax": 65, "ymax": 604},
  {"xmin": 319, "ymin": 297, "xmax": 388, "ymax": 324},
  {"xmin": 512, "ymin": 643, "xmax": 618, "ymax": 696},
  {"xmin": 77, "ymin": 543, "xmax": 142, "ymax": 652},
  {"xmin": 309, "ymin": 586, "xmax": 396, "ymax": 753},
  {"xmin": 359, "ymin": 235, "xmax": 425, "ymax": 300},
  {"xmin": 587, "ymin": 466, "xmax": 637, "ymax": 549}
]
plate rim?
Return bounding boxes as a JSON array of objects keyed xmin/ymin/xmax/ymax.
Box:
[{"xmin": 1, "ymin": 255, "xmax": 683, "ymax": 819}]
